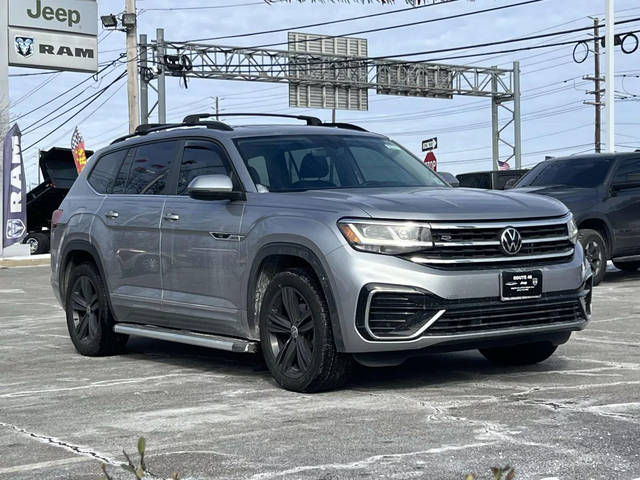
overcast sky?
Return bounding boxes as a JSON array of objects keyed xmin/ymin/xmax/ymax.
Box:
[{"xmin": 8, "ymin": 0, "xmax": 640, "ymax": 187}]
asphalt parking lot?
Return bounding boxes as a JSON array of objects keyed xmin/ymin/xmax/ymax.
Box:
[{"xmin": 1, "ymin": 265, "xmax": 639, "ymax": 480}]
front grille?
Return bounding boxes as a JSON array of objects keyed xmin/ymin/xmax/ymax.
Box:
[
  {"xmin": 405, "ymin": 215, "xmax": 574, "ymax": 269},
  {"xmin": 427, "ymin": 299, "xmax": 584, "ymax": 335},
  {"xmin": 357, "ymin": 287, "xmax": 589, "ymax": 342}
]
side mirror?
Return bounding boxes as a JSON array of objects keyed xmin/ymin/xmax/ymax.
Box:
[
  {"xmin": 503, "ymin": 178, "xmax": 518, "ymax": 190},
  {"xmin": 188, "ymin": 174, "xmax": 244, "ymax": 200}
]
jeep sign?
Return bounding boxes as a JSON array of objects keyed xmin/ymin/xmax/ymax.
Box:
[
  {"xmin": 8, "ymin": 27, "xmax": 98, "ymax": 73},
  {"xmin": 9, "ymin": 0, "xmax": 98, "ymax": 36}
]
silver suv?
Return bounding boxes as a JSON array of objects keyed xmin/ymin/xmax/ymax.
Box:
[{"xmin": 51, "ymin": 114, "xmax": 593, "ymax": 392}]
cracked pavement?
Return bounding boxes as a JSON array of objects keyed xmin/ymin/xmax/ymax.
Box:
[{"xmin": 0, "ymin": 265, "xmax": 639, "ymax": 479}]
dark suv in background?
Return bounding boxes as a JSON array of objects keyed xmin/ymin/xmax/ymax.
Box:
[{"xmin": 515, "ymin": 153, "xmax": 640, "ymax": 284}]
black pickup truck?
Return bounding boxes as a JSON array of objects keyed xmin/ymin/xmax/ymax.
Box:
[
  {"xmin": 23, "ymin": 148, "xmax": 90, "ymax": 254},
  {"xmin": 515, "ymin": 153, "xmax": 640, "ymax": 285},
  {"xmin": 457, "ymin": 169, "xmax": 529, "ymax": 190}
]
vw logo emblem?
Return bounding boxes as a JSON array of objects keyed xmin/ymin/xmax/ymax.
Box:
[{"xmin": 501, "ymin": 227, "xmax": 522, "ymax": 255}]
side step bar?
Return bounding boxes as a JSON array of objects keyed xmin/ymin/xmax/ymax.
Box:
[{"xmin": 113, "ymin": 323, "xmax": 258, "ymax": 353}]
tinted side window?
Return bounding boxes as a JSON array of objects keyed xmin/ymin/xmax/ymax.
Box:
[
  {"xmin": 613, "ymin": 157, "xmax": 640, "ymax": 184},
  {"xmin": 177, "ymin": 143, "xmax": 231, "ymax": 195},
  {"xmin": 112, "ymin": 150, "xmax": 134, "ymax": 194},
  {"xmin": 88, "ymin": 149, "xmax": 127, "ymax": 193},
  {"xmin": 125, "ymin": 141, "xmax": 180, "ymax": 195},
  {"xmin": 350, "ymin": 146, "xmax": 416, "ymax": 184},
  {"xmin": 246, "ymin": 156, "xmax": 269, "ymax": 188}
]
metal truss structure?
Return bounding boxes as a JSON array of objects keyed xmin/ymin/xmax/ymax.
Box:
[{"xmin": 139, "ymin": 29, "xmax": 522, "ymax": 170}]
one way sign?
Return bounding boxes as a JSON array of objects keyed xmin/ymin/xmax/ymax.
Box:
[{"xmin": 422, "ymin": 137, "xmax": 438, "ymax": 152}]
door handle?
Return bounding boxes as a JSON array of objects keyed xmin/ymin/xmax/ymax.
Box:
[
  {"xmin": 105, "ymin": 210, "xmax": 119, "ymax": 219},
  {"xmin": 164, "ymin": 213, "xmax": 180, "ymax": 222}
]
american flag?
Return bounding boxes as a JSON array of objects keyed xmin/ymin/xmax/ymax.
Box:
[
  {"xmin": 498, "ymin": 160, "xmax": 511, "ymax": 171},
  {"xmin": 71, "ymin": 127, "xmax": 87, "ymax": 174}
]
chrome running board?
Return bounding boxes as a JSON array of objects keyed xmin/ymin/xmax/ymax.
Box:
[{"xmin": 113, "ymin": 323, "xmax": 258, "ymax": 353}]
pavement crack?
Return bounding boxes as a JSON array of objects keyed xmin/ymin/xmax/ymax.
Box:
[{"xmin": 0, "ymin": 421, "xmax": 119, "ymax": 466}]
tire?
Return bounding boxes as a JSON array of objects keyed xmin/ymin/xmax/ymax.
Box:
[
  {"xmin": 578, "ymin": 228, "xmax": 607, "ymax": 286},
  {"xmin": 259, "ymin": 269, "xmax": 352, "ymax": 393},
  {"xmin": 480, "ymin": 342, "xmax": 558, "ymax": 366},
  {"xmin": 65, "ymin": 262, "xmax": 128, "ymax": 356},
  {"xmin": 613, "ymin": 260, "xmax": 640, "ymax": 272},
  {"xmin": 23, "ymin": 232, "xmax": 50, "ymax": 255}
]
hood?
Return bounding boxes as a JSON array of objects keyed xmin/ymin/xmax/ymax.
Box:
[
  {"xmin": 261, "ymin": 187, "xmax": 568, "ymax": 221},
  {"xmin": 514, "ymin": 185, "xmax": 597, "ymax": 212}
]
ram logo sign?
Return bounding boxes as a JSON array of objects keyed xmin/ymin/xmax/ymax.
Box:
[
  {"xmin": 8, "ymin": 27, "xmax": 97, "ymax": 72},
  {"xmin": 8, "ymin": 0, "xmax": 98, "ymax": 73},
  {"xmin": 15, "ymin": 37, "xmax": 35, "ymax": 58}
]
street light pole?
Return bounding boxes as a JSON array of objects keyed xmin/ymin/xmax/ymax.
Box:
[
  {"xmin": 605, "ymin": 0, "xmax": 615, "ymax": 153},
  {"xmin": 125, "ymin": 0, "xmax": 139, "ymax": 134}
]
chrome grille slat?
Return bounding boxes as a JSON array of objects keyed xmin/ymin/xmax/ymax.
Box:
[{"xmin": 408, "ymin": 215, "xmax": 573, "ymax": 268}]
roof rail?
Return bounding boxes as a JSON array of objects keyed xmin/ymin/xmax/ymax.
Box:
[
  {"xmin": 183, "ymin": 112, "xmax": 323, "ymax": 126},
  {"xmin": 110, "ymin": 120, "xmax": 233, "ymax": 145},
  {"xmin": 322, "ymin": 122, "xmax": 368, "ymax": 132}
]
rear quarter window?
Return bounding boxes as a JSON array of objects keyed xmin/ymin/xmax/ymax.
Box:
[{"xmin": 88, "ymin": 149, "xmax": 128, "ymax": 193}]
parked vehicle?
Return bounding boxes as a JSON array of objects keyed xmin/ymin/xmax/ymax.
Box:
[
  {"xmin": 23, "ymin": 147, "xmax": 90, "ymax": 254},
  {"xmin": 436, "ymin": 171, "xmax": 460, "ymax": 187},
  {"xmin": 457, "ymin": 169, "xmax": 529, "ymax": 190},
  {"xmin": 50, "ymin": 114, "xmax": 592, "ymax": 392},
  {"xmin": 514, "ymin": 153, "xmax": 640, "ymax": 285}
]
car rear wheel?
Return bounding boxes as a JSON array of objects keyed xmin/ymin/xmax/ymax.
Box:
[
  {"xmin": 259, "ymin": 269, "xmax": 352, "ymax": 393},
  {"xmin": 578, "ymin": 229, "xmax": 607, "ymax": 286},
  {"xmin": 23, "ymin": 232, "xmax": 50, "ymax": 255},
  {"xmin": 65, "ymin": 263, "xmax": 127, "ymax": 356},
  {"xmin": 480, "ymin": 342, "xmax": 558, "ymax": 366},
  {"xmin": 612, "ymin": 260, "xmax": 640, "ymax": 272}
]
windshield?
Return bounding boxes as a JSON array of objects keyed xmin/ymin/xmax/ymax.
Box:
[
  {"xmin": 517, "ymin": 157, "xmax": 614, "ymax": 188},
  {"xmin": 234, "ymin": 135, "xmax": 446, "ymax": 192}
]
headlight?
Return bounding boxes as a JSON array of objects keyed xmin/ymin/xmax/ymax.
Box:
[
  {"xmin": 338, "ymin": 219, "xmax": 432, "ymax": 255},
  {"xmin": 568, "ymin": 215, "xmax": 578, "ymax": 244}
]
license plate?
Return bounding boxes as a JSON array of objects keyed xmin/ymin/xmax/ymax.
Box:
[{"xmin": 501, "ymin": 270, "xmax": 543, "ymax": 301}]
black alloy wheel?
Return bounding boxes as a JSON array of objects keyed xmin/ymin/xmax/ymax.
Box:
[
  {"xmin": 65, "ymin": 263, "xmax": 127, "ymax": 356},
  {"xmin": 259, "ymin": 269, "xmax": 352, "ymax": 393},
  {"xmin": 70, "ymin": 276, "xmax": 101, "ymax": 343},
  {"xmin": 578, "ymin": 229, "xmax": 607, "ymax": 286},
  {"xmin": 266, "ymin": 286, "xmax": 315, "ymax": 377}
]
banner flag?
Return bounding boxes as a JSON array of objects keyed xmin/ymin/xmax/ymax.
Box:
[
  {"xmin": 71, "ymin": 127, "xmax": 88, "ymax": 174},
  {"xmin": 2, "ymin": 125, "xmax": 27, "ymax": 248}
]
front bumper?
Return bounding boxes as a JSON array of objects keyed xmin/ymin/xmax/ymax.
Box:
[{"xmin": 326, "ymin": 243, "xmax": 591, "ymax": 353}]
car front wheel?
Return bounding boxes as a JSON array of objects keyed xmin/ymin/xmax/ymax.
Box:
[
  {"xmin": 259, "ymin": 269, "xmax": 352, "ymax": 393},
  {"xmin": 578, "ymin": 229, "xmax": 607, "ymax": 286}
]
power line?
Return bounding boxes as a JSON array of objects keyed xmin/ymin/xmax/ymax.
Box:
[
  {"xmin": 185, "ymin": 19, "xmax": 640, "ymax": 75},
  {"xmin": 20, "ymin": 65, "xmax": 124, "ymax": 132},
  {"xmin": 23, "ymin": 71, "xmax": 127, "ymax": 152},
  {"xmin": 183, "ymin": 0, "xmax": 461, "ymax": 43},
  {"xmin": 10, "ymin": 59, "xmax": 122, "ymax": 123},
  {"xmin": 142, "ymin": 1, "xmax": 284, "ymax": 11},
  {"xmin": 239, "ymin": 0, "xmax": 544, "ymax": 50}
]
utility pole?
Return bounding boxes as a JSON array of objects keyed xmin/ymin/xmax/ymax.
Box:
[
  {"xmin": 605, "ymin": 0, "xmax": 615, "ymax": 152},
  {"xmin": 125, "ymin": 0, "xmax": 140, "ymax": 133},
  {"xmin": 157, "ymin": 28, "xmax": 167, "ymax": 124},
  {"xmin": 215, "ymin": 96, "xmax": 219, "ymax": 121},
  {"xmin": 0, "ymin": 0, "xmax": 9, "ymax": 254},
  {"xmin": 584, "ymin": 19, "xmax": 603, "ymax": 153},
  {"xmin": 513, "ymin": 61, "xmax": 522, "ymax": 169},
  {"xmin": 139, "ymin": 33, "xmax": 149, "ymax": 126}
]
